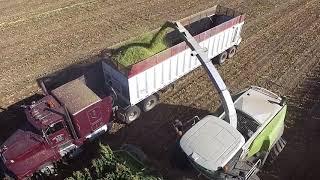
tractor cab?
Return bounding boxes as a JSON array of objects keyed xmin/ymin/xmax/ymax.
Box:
[
  {"xmin": 178, "ymin": 86, "xmax": 287, "ymax": 179},
  {"xmin": 179, "ymin": 115, "xmax": 245, "ymax": 179}
]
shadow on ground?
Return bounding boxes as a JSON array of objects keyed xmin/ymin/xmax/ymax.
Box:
[{"xmin": 260, "ymin": 65, "xmax": 320, "ymax": 180}]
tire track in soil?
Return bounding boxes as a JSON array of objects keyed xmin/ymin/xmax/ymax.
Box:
[
  {"xmin": 224, "ymin": 0, "xmax": 317, "ymax": 90},
  {"xmin": 226, "ymin": 0, "xmax": 314, "ymax": 76},
  {"xmin": 0, "ymin": 0, "xmax": 88, "ymax": 22},
  {"xmin": 262, "ymin": 23, "xmax": 320, "ymax": 94},
  {"xmin": 254, "ymin": 18, "xmax": 320, "ymax": 88}
]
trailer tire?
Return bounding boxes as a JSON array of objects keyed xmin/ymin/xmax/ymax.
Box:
[
  {"xmin": 218, "ymin": 51, "xmax": 228, "ymax": 64},
  {"xmin": 141, "ymin": 94, "xmax": 159, "ymax": 112},
  {"xmin": 125, "ymin": 105, "xmax": 141, "ymax": 123},
  {"xmin": 227, "ymin": 46, "xmax": 237, "ymax": 59}
]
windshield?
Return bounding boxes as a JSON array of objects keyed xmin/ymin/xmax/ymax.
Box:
[{"xmin": 45, "ymin": 121, "xmax": 64, "ymax": 136}]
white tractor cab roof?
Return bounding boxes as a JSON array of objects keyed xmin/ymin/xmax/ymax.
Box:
[
  {"xmin": 180, "ymin": 115, "xmax": 245, "ymax": 171},
  {"xmin": 180, "ymin": 86, "xmax": 284, "ymax": 172}
]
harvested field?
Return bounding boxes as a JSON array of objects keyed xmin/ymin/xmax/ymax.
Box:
[{"xmin": 0, "ymin": 0, "xmax": 320, "ymax": 179}]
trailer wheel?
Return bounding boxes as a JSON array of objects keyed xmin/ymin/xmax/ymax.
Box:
[
  {"xmin": 218, "ymin": 51, "xmax": 228, "ymax": 64},
  {"xmin": 125, "ymin": 105, "xmax": 141, "ymax": 123},
  {"xmin": 142, "ymin": 94, "xmax": 159, "ymax": 112},
  {"xmin": 227, "ymin": 46, "xmax": 237, "ymax": 59}
]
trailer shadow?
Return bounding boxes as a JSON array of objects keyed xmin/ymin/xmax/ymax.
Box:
[
  {"xmin": 0, "ymin": 94, "xmax": 44, "ymax": 143},
  {"xmin": 37, "ymin": 56, "xmax": 105, "ymax": 91}
]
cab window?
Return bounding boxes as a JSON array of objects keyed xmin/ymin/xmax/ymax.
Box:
[{"xmin": 46, "ymin": 122, "xmax": 64, "ymax": 136}]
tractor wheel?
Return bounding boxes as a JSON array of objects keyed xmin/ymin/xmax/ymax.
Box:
[
  {"xmin": 125, "ymin": 105, "xmax": 141, "ymax": 123},
  {"xmin": 227, "ymin": 46, "xmax": 237, "ymax": 59},
  {"xmin": 141, "ymin": 94, "xmax": 159, "ymax": 112},
  {"xmin": 218, "ymin": 51, "xmax": 228, "ymax": 65},
  {"xmin": 265, "ymin": 137, "xmax": 287, "ymax": 165}
]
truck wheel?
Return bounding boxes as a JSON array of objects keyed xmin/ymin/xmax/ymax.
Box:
[
  {"xmin": 125, "ymin": 105, "xmax": 141, "ymax": 123},
  {"xmin": 227, "ymin": 46, "xmax": 237, "ymax": 59},
  {"xmin": 218, "ymin": 51, "xmax": 228, "ymax": 64},
  {"xmin": 142, "ymin": 94, "xmax": 159, "ymax": 112}
]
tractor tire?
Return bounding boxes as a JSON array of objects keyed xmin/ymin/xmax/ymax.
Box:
[
  {"xmin": 265, "ymin": 137, "xmax": 287, "ymax": 165},
  {"xmin": 141, "ymin": 94, "xmax": 159, "ymax": 112},
  {"xmin": 125, "ymin": 105, "xmax": 141, "ymax": 123},
  {"xmin": 218, "ymin": 51, "xmax": 228, "ymax": 65},
  {"xmin": 227, "ymin": 46, "xmax": 237, "ymax": 59}
]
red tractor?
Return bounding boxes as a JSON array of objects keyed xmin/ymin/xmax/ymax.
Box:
[{"xmin": 0, "ymin": 79, "xmax": 114, "ymax": 179}]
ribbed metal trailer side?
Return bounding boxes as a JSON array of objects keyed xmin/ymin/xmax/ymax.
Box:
[{"xmin": 127, "ymin": 20, "xmax": 244, "ymax": 105}]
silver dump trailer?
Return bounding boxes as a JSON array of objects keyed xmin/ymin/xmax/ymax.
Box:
[{"xmin": 102, "ymin": 5, "xmax": 245, "ymax": 123}]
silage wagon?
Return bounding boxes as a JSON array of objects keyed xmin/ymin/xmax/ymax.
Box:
[{"xmin": 102, "ymin": 5, "xmax": 245, "ymax": 123}]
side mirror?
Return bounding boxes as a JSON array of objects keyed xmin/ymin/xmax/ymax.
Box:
[
  {"xmin": 280, "ymin": 96, "xmax": 287, "ymax": 106},
  {"xmin": 37, "ymin": 79, "xmax": 49, "ymax": 95}
]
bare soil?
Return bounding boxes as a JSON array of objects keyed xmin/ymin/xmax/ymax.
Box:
[{"xmin": 0, "ymin": 0, "xmax": 320, "ymax": 179}]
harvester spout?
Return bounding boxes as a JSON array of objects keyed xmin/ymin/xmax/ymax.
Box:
[{"xmin": 168, "ymin": 21, "xmax": 237, "ymax": 129}]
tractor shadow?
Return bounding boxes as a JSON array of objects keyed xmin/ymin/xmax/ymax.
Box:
[
  {"xmin": 101, "ymin": 103, "xmax": 211, "ymax": 179},
  {"xmin": 260, "ymin": 65, "xmax": 320, "ymax": 180}
]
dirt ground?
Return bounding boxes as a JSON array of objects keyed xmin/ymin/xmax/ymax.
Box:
[{"xmin": 0, "ymin": 0, "xmax": 320, "ymax": 179}]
